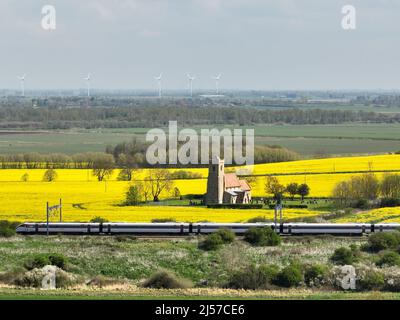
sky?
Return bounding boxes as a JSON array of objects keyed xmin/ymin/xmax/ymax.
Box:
[{"xmin": 1, "ymin": 0, "xmax": 400, "ymax": 91}]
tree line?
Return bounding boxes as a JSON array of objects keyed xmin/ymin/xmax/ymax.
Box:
[
  {"xmin": 333, "ymin": 173, "xmax": 400, "ymax": 208},
  {"xmin": 0, "ymin": 106, "xmax": 398, "ymax": 130}
]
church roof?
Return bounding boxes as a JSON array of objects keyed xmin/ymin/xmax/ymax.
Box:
[
  {"xmin": 224, "ymin": 173, "xmax": 241, "ymax": 188},
  {"xmin": 239, "ymin": 179, "xmax": 251, "ymax": 191}
]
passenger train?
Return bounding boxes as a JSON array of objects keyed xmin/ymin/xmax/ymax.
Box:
[{"xmin": 15, "ymin": 222, "xmax": 400, "ymax": 236}]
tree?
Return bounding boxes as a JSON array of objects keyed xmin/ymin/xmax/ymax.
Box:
[
  {"xmin": 42, "ymin": 169, "xmax": 58, "ymax": 182},
  {"xmin": 297, "ymin": 184, "xmax": 310, "ymax": 200},
  {"xmin": 92, "ymin": 153, "xmax": 115, "ymax": 181},
  {"xmin": 125, "ymin": 183, "xmax": 143, "ymax": 206},
  {"xmin": 380, "ymin": 174, "xmax": 400, "ymax": 199},
  {"xmin": 146, "ymin": 169, "xmax": 174, "ymax": 202},
  {"xmin": 116, "ymin": 153, "xmax": 138, "ymax": 181},
  {"xmin": 333, "ymin": 181, "xmax": 352, "ymax": 207},
  {"xmin": 265, "ymin": 176, "xmax": 286, "ymax": 201},
  {"xmin": 286, "ymin": 183, "xmax": 299, "ymax": 200},
  {"xmin": 173, "ymin": 187, "xmax": 181, "ymax": 199},
  {"xmin": 21, "ymin": 173, "xmax": 29, "ymax": 182}
]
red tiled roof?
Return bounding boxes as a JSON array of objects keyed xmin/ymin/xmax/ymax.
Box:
[
  {"xmin": 224, "ymin": 173, "xmax": 241, "ymax": 188},
  {"xmin": 239, "ymin": 179, "xmax": 251, "ymax": 191}
]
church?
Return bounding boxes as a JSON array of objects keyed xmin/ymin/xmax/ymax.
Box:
[{"xmin": 205, "ymin": 158, "xmax": 252, "ymax": 205}]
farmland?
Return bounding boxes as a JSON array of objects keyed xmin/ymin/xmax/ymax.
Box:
[
  {"xmin": 0, "ymin": 123, "xmax": 399, "ymax": 156},
  {"xmin": 0, "ymin": 154, "xmax": 398, "ymax": 223}
]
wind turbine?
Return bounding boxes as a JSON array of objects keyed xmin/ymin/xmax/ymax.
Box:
[
  {"xmin": 18, "ymin": 74, "xmax": 26, "ymax": 96},
  {"xmin": 84, "ymin": 73, "xmax": 91, "ymax": 97},
  {"xmin": 211, "ymin": 73, "xmax": 222, "ymax": 95},
  {"xmin": 155, "ymin": 73, "xmax": 162, "ymax": 98},
  {"xmin": 187, "ymin": 74, "xmax": 195, "ymax": 97}
]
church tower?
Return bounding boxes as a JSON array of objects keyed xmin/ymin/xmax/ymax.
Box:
[{"xmin": 206, "ymin": 157, "xmax": 224, "ymax": 204}]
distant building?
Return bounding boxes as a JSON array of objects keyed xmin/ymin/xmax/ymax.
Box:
[{"xmin": 205, "ymin": 158, "xmax": 251, "ymax": 205}]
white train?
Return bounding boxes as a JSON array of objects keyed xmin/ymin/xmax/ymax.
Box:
[{"xmin": 15, "ymin": 222, "xmax": 400, "ymax": 236}]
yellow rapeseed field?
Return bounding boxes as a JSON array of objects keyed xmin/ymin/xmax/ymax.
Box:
[{"xmin": 0, "ymin": 154, "xmax": 398, "ymax": 223}]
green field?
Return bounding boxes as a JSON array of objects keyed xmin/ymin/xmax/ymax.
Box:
[{"xmin": 0, "ymin": 124, "xmax": 399, "ymax": 156}]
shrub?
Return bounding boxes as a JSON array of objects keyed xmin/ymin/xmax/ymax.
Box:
[
  {"xmin": 90, "ymin": 216, "xmax": 108, "ymax": 223},
  {"xmin": 42, "ymin": 169, "xmax": 58, "ymax": 182},
  {"xmin": 226, "ymin": 264, "xmax": 279, "ymax": 290},
  {"xmin": 354, "ymin": 199, "xmax": 369, "ymax": 209},
  {"xmin": 304, "ymin": 264, "xmax": 329, "ymax": 287},
  {"xmin": 376, "ymin": 251, "xmax": 400, "ymax": 267},
  {"xmin": 48, "ymin": 253, "xmax": 67, "ymax": 270},
  {"xmin": 274, "ymin": 264, "xmax": 303, "ymax": 288},
  {"xmin": 380, "ymin": 198, "xmax": 400, "ymax": 208},
  {"xmin": 330, "ymin": 247, "xmax": 357, "ymax": 265},
  {"xmin": 24, "ymin": 255, "xmax": 50, "ymax": 270},
  {"xmin": 24, "ymin": 253, "xmax": 67, "ymax": 270},
  {"xmin": 200, "ymin": 233, "xmax": 224, "ymax": 251},
  {"xmin": 357, "ymin": 269, "xmax": 385, "ymax": 291},
  {"xmin": 21, "ymin": 173, "xmax": 29, "ymax": 182},
  {"xmin": 142, "ymin": 271, "xmax": 192, "ymax": 289},
  {"xmin": 367, "ymin": 232, "xmax": 400, "ymax": 252},
  {"xmin": 0, "ymin": 221, "xmax": 17, "ymax": 237},
  {"xmin": 244, "ymin": 227, "xmax": 281, "ymax": 246},
  {"xmin": 125, "ymin": 185, "xmax": 142, "ymax": 206},
  {"xmin": 216, "ymin": 228, "xmax": 235, "ymax": 244}
]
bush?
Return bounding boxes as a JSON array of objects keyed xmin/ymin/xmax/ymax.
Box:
[
  {"xmin": 330, "ymin": 247, "xmax": 357, "ymax": 265},
  {"xmin": 24, "ymin": 253, "xmax": 67, "ymax": 270},
  {"xmin": 125, "ymin": 185, "xmax": 142, "ymax": 206},
  {"xmin": 216, "ymin": 228, "xmax": 235, "ymax": 244},
  {"xmin": 244, "ymin": 227, "xmax": 281, "ymax": 246},
  {"xmin": 274, "ymin": 264, "xmax": 303, "ymax": 288},
  {"xmin": 226, "ymin": 264, "xmax": 279, "ymax": 290},
  {"xmin": 90, "ymin": 216, "xmax": 108, "ymax": 223},
  {"xmin": 357, "ymin": 269, "xmax": 385, "ymax": 291},
  {"xmin": 142, "ymin": 271, "xmax": 192, "ymax": 289},
  {"xmin": 376, "ymin": 251, "xmax": 400, "ymax": 267},
  {"xmin": 200, "ymin": 233, "xmax": 224, "ymax": 251},
  {"xmin": 354, "ymin": 199, "xmax": 370, "ymax": 209},
  {"xmin": 380, "ymin": 198, "xmax": 400, "ymax": 208},
  {"xmin": 48, "ymin": 253, "xmax": 67, "ymax": 269},
  {"xmin": 24, "ymin": 255, "xmax": 50, "ymax": 270},
  {"xmin": 304, "ymin": 264, "xmax": 329, "ymax": 287},
  {"xmin": 367, "ymin": 232, "xmax": 400, "ymax": 252},
  {"xmin": 0, "ymin": 221, "xmax": 17, "ymax": 237}
]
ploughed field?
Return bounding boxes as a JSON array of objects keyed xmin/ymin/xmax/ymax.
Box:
[{"xmin": 0, "ymin": 154, "xmax": 399, "ymax": 223}]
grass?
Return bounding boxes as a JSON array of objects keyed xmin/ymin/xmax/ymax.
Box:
[
  {"xmin": 0, "ymin": 235, "xmax": 400, "ymax": 300},
  {"xmin": 1, "ymin": 288, "xmax": 400, "ymax": 300},
  {"xmin": 0, "ymin": 235, "xmax": 363, "ymax": 286}
]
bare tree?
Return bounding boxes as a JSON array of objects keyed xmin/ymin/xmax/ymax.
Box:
[
  {"xmin": 146, "ymin": 169, "xmax": 174, "ymax": 202},
  {"xmin": 92, "ymin": 153, "xmax": 115, "ymax": 181}
]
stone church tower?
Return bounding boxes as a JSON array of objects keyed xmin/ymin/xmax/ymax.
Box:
[{"xmin": 205, "ymin": 157, "xmax": 225, "ymax": 204}]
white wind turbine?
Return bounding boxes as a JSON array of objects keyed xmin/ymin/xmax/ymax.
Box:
[
  {"xmin": 187, "ymin": 74, "xmax": 195, "ymax": 97},
  {"xmin": 18, "ymin": 74, "xmax": 27, "ymax": 96},
  {"xmin": 155, "ymin": 73, "xmax": 162, "ymax": 98},
  {"xmin": 84, "ymin": 73, "xmax": 91, "ymax": 97},
  {"xmin": 211, "ymin": 73, "xmax": 222, "ymax": 95}
]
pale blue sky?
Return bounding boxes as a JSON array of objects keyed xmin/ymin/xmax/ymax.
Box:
[{"xmin": 1, "ymin": 0, "xmax": 400, "ymax": 90}]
